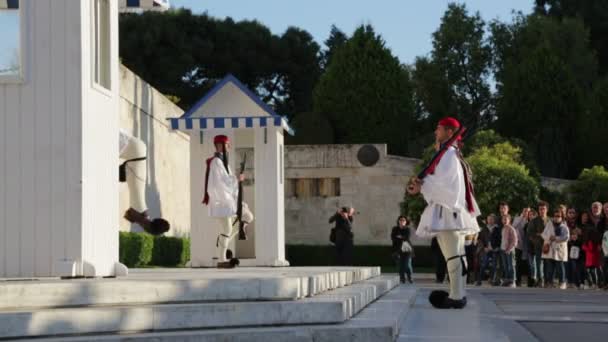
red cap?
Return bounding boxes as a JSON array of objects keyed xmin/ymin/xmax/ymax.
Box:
[
  {"xmin": 438, "ymin": 117, "xmax": 461, "ymax": 129},
  {"xmin": 213, "ymin": 135, "xmax": 230, "ymax": 144}
]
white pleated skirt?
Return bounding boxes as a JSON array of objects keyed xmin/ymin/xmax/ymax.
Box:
[{"xmin": 416, "ymin": 203, "xmax": 480, "ymax": 238}]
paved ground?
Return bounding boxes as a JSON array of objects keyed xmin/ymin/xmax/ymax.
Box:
[{"xmin": 391, "ymin": 278, "xmax": 608, "ymax": 341}]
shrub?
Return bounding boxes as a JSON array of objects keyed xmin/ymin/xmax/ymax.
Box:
[
  {"xmin": 285, "ymin": 244, "xmax": 433, "ymax": 269},
  {"xmin": 467, "ymin": 142, "xmax": 540, "ymax": 215},
  {"xmin": 568, "ymin": 166, "xmax": 608, "ymax": 210},
  {"xmin": 152, "ymin": 235, "xmax": 191, "ymax": 267},
  {"xmin": 119, "ymin": 231, "xmax": 154, "ymax": 267}
]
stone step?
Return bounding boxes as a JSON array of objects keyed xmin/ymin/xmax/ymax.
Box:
[
  {"xmin": 0, "ymin": 276, "xmax": 399, "ymax": 339},
  {"xmin": 36, "ymin": 323, "xmax": 395, "ymax": 342},
  {"xmin": 0, "ymin": 267, "xmax": 380, "ymax": 310}
]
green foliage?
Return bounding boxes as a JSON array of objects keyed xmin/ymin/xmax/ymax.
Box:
[
  {"xmin": 119, "ymin": 232, "xmax": 154, "ymax": 267},
  {"xmin": 491, "ymin": 14, "xmax": 597, "ymax": 178},
  {"xmin": 413, "ymin": 3, "xmax": 492, "ymax": 137},
  {"xmin": 535, "ymin": 0, "xmax": 608, "ymax": 75},
  {"xmin": 313, "ymin": 25, "xmax": 415, "ymax": 156},
  {"xmin": 321, "ymin": 25, "xmax": 348, "ymax": 69},
  {"xmin": 539, "ymin": 186, "xmax": 568, "ymax": 213},
  {"xmin": 286, "ymin": 245, "xmax": 433, "ymax": 269},
  {"xmin": 567, "ymin": 166, "xmax": 608, "ymax": 210},
  {"xmin": 119, "ymin": 9, "xmax": 321, "ymax": 118},
  {"xmin": 467, "ymin": 143, "xmax": 540, "ymax": 215},
  {"xmin": 152, "ymin": 236, "xmax": 191, "ymax": 267},
  {"xmin": 284, "ymin": 111, "xmax": 335, "ymax": 145},
  {"xmin": 119, "ymin": 232, "xmax": 190, "ymax": 267},
  {"xmin": 575, "ymin": 76, "xmax": 608, "ymax": 169}
]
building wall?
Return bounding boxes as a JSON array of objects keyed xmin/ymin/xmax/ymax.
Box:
[
  {"xmin": 0, "ymin": 0, "xmax": 123, "ymax": 277},
  {"xmin": 80, "ymin": 0, "xmax": 121, "ymax": 276},
  {"xmin": 0, "ymin": 0, "xmax": 88, "ymax": 277},
  {"xmin": 118, "ymin": 65, "xmax": 190, "ymax": 237},
  {"xmin": 284, "ymin": 144, "xmax": 421, "ymax": 246}
]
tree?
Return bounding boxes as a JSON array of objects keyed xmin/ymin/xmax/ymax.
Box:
[
  {"xmin": 467, "ymin": 142, "xmax": 540, "ymax": 215},
  {"xmin": 575, "ymin": 76, "xmax": 608, "ymax": 169},
  {"xmin": 535, "ymin": 0, "xmax": 608, "ymax": 75},
  {"xmin": 321, "ymin": 25, "xmax": 348, "ymax": 69},
  {"xmin": 313, "ymin": 25, "xmax": 415, "ymax": 156},
  {"xmin": 284, "ymin": 111, "xmax": 334, "ymax": 145},
  {"xmin": 119, "ymin": 9, "xmax": 321, "ymax": 118},
  {"xmin": 491, "ymin": 15, "xmax": 598, "ymax": 178},
  {"xmin": 413, "ymin": 3, "xmax": 493, "ymax": 131},
  {"xmin": 567, "ymin": 166, "xmax": 608, "ymax": 211}
]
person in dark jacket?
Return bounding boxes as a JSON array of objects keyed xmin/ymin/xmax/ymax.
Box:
[
  {"xmin": 391, "ymin": 216, "xmax": 414, "ymax": 284},
  {"xmin": 329, "ymin": 207, "xmax": 355, "ymax": 265}
]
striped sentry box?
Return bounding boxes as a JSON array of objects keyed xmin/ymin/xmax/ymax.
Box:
[
  {"xmin": 119, "ymin": 0, "xmax": 169, "ymax": 11},
  {"xmin": 0, "ymin": 0, "xmax": 19, "ymax": 10},
  {"xmin": 169, "ymin": 116, "xmax": 291, "ymax": 132}
]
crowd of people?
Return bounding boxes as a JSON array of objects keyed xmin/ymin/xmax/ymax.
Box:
[
  {"xmin": 454, "ymin": 201, "xmax": 608, "ymax": 289},
  {"xmin": 328, "ymin": 200, "xmax": 608, "ymax": 290}
]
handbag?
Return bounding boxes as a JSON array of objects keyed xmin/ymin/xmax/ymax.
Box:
[
  {"xmin": 401, "ymin": 241, "xmax": 413, "ymax": 253},
  {"xmin": 569, "ymin": 246, "xmax": 580, "ymax": 260},
  {"xmin": 329, "ymin": 228, "xmax": 336, "ymax": 244},
  {"xmin": 542, "ymin": 242, "xmax": 550, "ymax": 254}
]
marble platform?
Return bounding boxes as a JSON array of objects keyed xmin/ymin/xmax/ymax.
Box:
[
  {"xmin": 0, "ymin": 267, "xmax": 402, "ymax": 341},
  {"xmin": 0, "ymin": 267, "xmax": 380, "ymax": 309}
]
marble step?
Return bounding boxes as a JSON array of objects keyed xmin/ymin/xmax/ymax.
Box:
[
  {"xmin": 0, "ymin": 276, "xmax": 399, "ymax": 339},
  {"xmin": 0, "ymin": 267, "xmax": 380, "ymax": 310}
]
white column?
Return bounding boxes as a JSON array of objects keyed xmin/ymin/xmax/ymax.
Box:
[{"xmin": 254, "ymin": 127, "xmax": 289, "ymax": 266}]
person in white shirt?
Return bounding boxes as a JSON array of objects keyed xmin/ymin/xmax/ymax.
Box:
[{"xmin": 408, "ymin": 117, "xmax": 480, "ymax": 309}]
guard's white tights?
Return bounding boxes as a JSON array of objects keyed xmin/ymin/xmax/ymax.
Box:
[
  {"xmin": 436, "ymin": 230, "xmax": 467, "ymax": 300},
  {"xmin": 120, "ymin": 134, "xmax": 147, "ymax": 213}
]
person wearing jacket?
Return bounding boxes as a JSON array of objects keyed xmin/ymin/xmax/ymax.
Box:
[
  {"xmin": 329, "ymin": 207, "xmax": 355, "ymax": 266},
  {"xmin": 541, "ymin": 209, "xmax": 570, "ymax": 289},
  {"xmin": 500, "ymin": 214, "xmax": 518, "ymax": 287},
  {"xmin": 391, "ymin": 216, "xmax": 414, "ymax": 284}
]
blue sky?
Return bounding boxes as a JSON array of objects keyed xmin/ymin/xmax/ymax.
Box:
[
  {"xmin": 0, "ymin": 11, "xmax": 20, "ymax": 74},
  {"xmin": 171, "ymin": 0, "xmax": 534, "ymax": 64}
]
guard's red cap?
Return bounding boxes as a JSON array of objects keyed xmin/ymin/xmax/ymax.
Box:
[
  {"xmin": 438, "ymin": 117, "xmax": 461, "ymax": 129},
  {"xmin": 213, "ymin": 135, "xmax": 230, "ymax": 144}
]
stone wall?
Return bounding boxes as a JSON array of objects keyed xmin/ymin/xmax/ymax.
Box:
[
  {"xmin": 118, "ymin": 65, "xmax": 190, "ymax": 237},
  {"xmin": 284, "ymin": 144, "xmax": 422, "ymax": 246}
]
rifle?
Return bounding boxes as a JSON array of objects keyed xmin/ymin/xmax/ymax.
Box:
[{"xmin": 234, "ymin": 153, "xmax": 247, "ymax": 240}]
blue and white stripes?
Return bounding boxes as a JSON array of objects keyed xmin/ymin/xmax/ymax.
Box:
[
  {"xmin": 169, "ymin": 116, "xmax": 294, "ymax": 135},
  {"xmin": 119, "ymin": 0, "xmax": 169, "ymax": 12},
  {"xmin": 0, "ymin": 0, "xmax": 19, "ymax": 9}
]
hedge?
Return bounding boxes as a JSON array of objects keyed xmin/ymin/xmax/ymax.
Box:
[
  {"xmin": 119, "ymin": 232, "xmax": 189, "ymax": 268},
  {"xmin": 285, "ymin": 244, "xmax": 433, "ymax": 269},
  {"xmin": 118, "ymin": 234, "xmax": 434, "ymax": 269},
  {"xmin": 151, "ymin": 235, "xmax": 190, "ymax": 267},
  {"xmin": 119, "ymin": 231, "xmax": 154, "ymax": 267}
]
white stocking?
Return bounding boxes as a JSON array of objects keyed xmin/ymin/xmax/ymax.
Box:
[
  {"xmin": 120, "ymin": 133, "xmax": 147, "ymax": 213},
  {"xmin": 437, "ymin": 230, "xmax": 467, "ymax": 300},
  {"xmin": 216, "ymin": 217, "xmax": 237, "ymax": 262}
]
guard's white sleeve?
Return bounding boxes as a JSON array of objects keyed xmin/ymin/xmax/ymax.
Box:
[
  {"xmin": 420, "ymin": 148, "xmax": 462, "ymax": 209},
  {"xmin": 207, "ymin": 158, "xmax": 238, "ymax": 216}
]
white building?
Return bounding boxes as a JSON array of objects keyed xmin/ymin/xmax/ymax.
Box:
[{"xmin": 0, "ymin": 0, "xmax": 168, "ymax": 278}]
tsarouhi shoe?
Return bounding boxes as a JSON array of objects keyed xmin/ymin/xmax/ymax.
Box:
[
  {"xmin": 123, "ymin": 208, "xmax": 170, "ymax": 235},
  {"xmin": 429, "ymin": 290, "xmax": 467, "ymax": 309},
  {"xmin": 216, "ymin": 258, "xmax": 240, "ymax": 269}
]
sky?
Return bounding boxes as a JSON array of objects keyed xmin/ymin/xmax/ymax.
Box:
[
  {"xmin": 170, "ymin": 0, "xmax": 534, "ymax": 65},
  {"xmin": 0, "ymin": 11, "xmax": 20, "ymax": 75}
]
